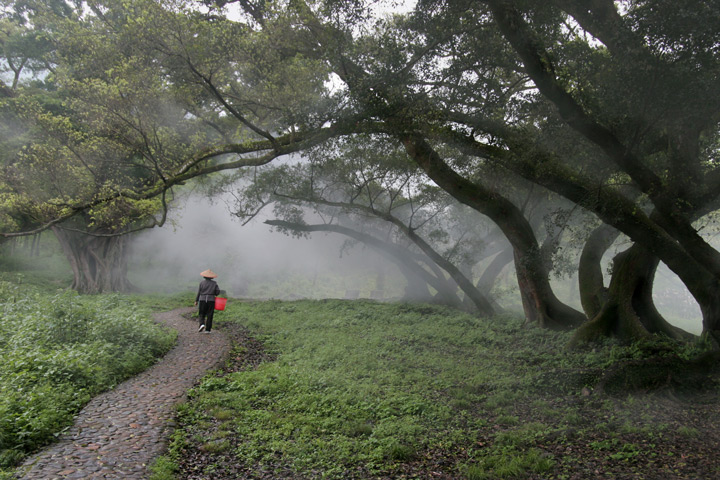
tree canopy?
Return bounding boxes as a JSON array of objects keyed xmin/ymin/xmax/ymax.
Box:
[{"xmin": 2, "ymin": 0, "xmax": 719, "ymax": 342}]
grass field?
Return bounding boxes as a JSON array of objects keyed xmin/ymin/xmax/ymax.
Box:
[{"xmin": 152, "ymin": 299, "xmax": 720, "ymax": 479}]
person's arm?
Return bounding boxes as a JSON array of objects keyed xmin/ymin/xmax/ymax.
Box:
[{"xmin": 214, "ymin": 283, "xmax": 220, "ymax": 296}]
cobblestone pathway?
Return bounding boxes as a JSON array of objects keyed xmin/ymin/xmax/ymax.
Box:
[{"xmin": 15, "ymin": 307, "xmax": 231, "ymax": 480}]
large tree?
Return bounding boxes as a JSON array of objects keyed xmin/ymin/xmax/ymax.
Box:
[
  {"xmin": 0, "ymin": 0, "xmax": 200, "ymax": 291},
  {"xmin": 460, "ymin": 0, "xmax": 720, "ymax": 342},
  {"xmin": 274, "ymin": 0, "xmax": 719, "ymax": 340},
  {"xmin": 0, "ymin": 0, "xmax": 330, "ymax": 291},
  {"xmin": 3, "ymin": 0, "xmax": 719, "ymax": 344},
  {"xmin": 0, "ymin": 91, "xmax": 176, "ymax": 292}
]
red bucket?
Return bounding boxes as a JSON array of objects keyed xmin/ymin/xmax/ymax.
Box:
[{"xmin": 215, "ymin": 297, "xmax": 227, "ymax": 311}]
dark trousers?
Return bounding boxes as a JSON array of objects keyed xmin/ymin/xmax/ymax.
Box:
[{"xmin": 198, "ymin": 300, "xmax": 215, "ymax": 331}]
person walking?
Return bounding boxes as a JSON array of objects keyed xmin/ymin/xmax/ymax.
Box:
[{"xmin": 195, "ymin": 269, "xmax": 220, "ymax": 333}]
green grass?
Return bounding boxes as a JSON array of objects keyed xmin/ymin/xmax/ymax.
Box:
[
  {"xmin": 131, "ymin": 292, "xmax": 195, "ymax": 312},
  {"xmin": 0, "ymin": 282, "xmax": 177, "ymax": 472},
  {"xmin": 165, "ymin": 299, "xmax": 717, "ymax": 479},
  {"xmin": 148, "ymin": 455, "xmax": 178, "ymax": 480},
  {"xmin": 464, "ymin": 447, "xmax": 555, "ymax": 479},
  {"xmin": 1, "ymin": 286, "xmax": 714, "ymax": 479},
  {"xmin": 165, "ymin": 299, "xmax": 694, "ymax": 478}
]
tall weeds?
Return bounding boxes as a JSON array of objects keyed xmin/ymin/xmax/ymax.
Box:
[{"xmin": 0, "ymin": 282, "xmax": 176, "ymax": 470}]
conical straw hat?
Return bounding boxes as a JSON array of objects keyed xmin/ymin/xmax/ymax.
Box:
[{"xmin": 200, "ymin": 269, "xmax": 218, "ymax": 278}]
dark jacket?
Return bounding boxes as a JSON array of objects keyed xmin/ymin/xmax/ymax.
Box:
[{"xmin": 196, "ymin": 278, "xmax": 220, "ymax": 302}]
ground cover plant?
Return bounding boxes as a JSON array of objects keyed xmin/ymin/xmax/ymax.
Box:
[
  {"xmin": 159, "ymin": 299, "xmax": 720, "ymax": 479},
  {"xmin": 0, "ymin": 279, "xmax": 177, "ymax": 475}
]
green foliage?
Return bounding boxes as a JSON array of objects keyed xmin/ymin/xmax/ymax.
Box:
[
  {"xmin": 0, "ymin": 282, "xmax": 176, "ymax": 468},
  {"xmin": 464, "ymin": 447, "xmax": 555, "ymax": 479}
]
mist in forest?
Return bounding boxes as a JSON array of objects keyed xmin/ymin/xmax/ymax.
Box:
[
  {"xmin": 127, "ymin": 194, "xmax": 401, "ymax": 300},
  {"xmin": 123, "ymin": 188, "xmax": 704, "ymax": 334},
  {"xmin": 648, "ymin": 263, "xmax": 703, "ymax": 334}
]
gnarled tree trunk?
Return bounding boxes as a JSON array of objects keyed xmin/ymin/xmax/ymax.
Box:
[
  {"xmin": 572, "ymin": 244, "xmax": 693, "ymax": 345},
  {"xmin": 401, "ymin": 133, "xmax": 585, "ymax": 329},
  {"xmin": 514, "ymin": 248, "xmax": 585, "ymax": 330},
  {"xmin": 52, "ymin": 226, "xmax": 136, "ymax": 294},
  {"xmin": 683, "ymin": 276, "xmax": 720, "ymax": 348},
  {"xmin": 578, "ymin": 224, "xmax": 619, "ymax": 318}
]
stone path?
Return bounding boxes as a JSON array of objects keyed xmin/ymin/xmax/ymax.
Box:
[{"xmin": 15, "ymin": 307, "xmax": 231, "ymax": 480}]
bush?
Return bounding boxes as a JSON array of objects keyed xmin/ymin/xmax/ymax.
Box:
[{"xmin": 0, "ymin": 283, "xmax": 176, "ymax": 468}]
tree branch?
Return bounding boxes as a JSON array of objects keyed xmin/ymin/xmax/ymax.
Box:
[
  {"xmin": 485, "ymin": 0, "xmax": 665, "ymax": 200},
  {"xmin": 271, "ymin": 192, "xmax": 495, "ymax": 314},
  {"xmin": 264, "ymin": 218, "xmax": 465, "ymax": 307}
]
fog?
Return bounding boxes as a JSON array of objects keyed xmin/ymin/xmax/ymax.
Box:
[
  {"xmin": 123, "ymin": 185, "xmax": 704, "ymax": 335},
  {"xmin": 127, "ymin": 194, "xmax": 403, "ymax": 300},
  {"xmin": 652, "ymin": 262, "xmax": 703, "ymax": 334}
]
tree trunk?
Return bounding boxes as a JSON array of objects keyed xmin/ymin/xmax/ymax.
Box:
[
  {"xmin": 571, "ymin": 244, "xmax": 692, "ymax": 345},
  {"xmin": 514, "ymin": 249, "xmax": 585, "ymax": 329},
  {"xmin": 400, "ymin": 133, "xmax": 585, "ymax": 329},
  {"xmin": 475, "ymin": 245, "xmax": 514, "ymax": 312},
  {"xmin": 578, "ymin": 224, "xmax": 619, "ymax": 318},
  {"xmin": 682, "ymin": 276, "xmax": 720, "ymax": 348},
  {"xmin": 52, "ymin": 226, "xmax": 136, "ymax": 294}
]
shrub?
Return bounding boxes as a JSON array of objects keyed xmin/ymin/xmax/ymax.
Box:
[{"xmin": 0, "ymin": 283, "xmax": 176, "ymax": 468}]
